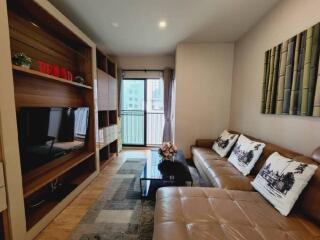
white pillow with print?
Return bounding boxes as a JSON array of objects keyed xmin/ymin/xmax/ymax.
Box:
[
  {"xmin": 228, "ymin": 135, "xmax": 265, "ymax": 176},
  {"xmin": 251, "ymin": 152, "xmax": 317, "ymax": 216},
  {"xmin": 212, "ymin": 130, "xmax": 239, "ymax": 157}
]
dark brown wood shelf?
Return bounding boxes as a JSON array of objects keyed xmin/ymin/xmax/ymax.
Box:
[
  {"xmin": 26, "ymin": 199, "xmax": 58, "ymax": 230},
  {"xmin": 23, "ymin": 151, "xmax": 95, "ymax": 198},
  {"xmin": 12, "ymin": 65, "xmax": 93, "ymax": 90},
  {"xmin": 100, "ymin": 152, "xmax": 116, "ymax": 170},
  {"xmin": 97, "ymin": 67, "xmax": 107, "ymax": 73},
  {"xmin": 98, "ymin": 139, "xmax": 117, "ymax": 150},
  {"xmin": 98, "ymin": 142, "xmax": 108, "ymax": 150}
]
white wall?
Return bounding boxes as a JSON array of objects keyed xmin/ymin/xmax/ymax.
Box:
[
  {"xmin": 230, "ymin": 0, "xmax": 320, "ymax": 156},
  {"xmin": 175, "ymin": 43, "xmax": 234, "ymax": 158},
  {"xmin": 116, "ymin": 55, "xmax": 175, "ymax": 69}
]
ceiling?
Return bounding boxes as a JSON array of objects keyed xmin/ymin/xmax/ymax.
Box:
[{"xmin": 49, "ymin": 0, "xmax": 280, "ymax": 56}]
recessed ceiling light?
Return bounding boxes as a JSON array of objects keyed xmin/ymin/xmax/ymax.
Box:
[
  {"xmin": 112, "ymin": 22, "xmax": 119, "ymax": 28},
  {"xmin": 158, "ymin": 20, "xmax": 167, "ymax": 29}
]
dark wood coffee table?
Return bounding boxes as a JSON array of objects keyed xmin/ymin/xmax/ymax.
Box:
[{"xmin": 139, "ymin": 149, "xmax": 193, "ymax": 199}]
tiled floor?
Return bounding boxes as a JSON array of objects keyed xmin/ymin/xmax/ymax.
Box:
[{"xmin": 36, "ymin": 150, "xmax": 151, "ymax": 240}]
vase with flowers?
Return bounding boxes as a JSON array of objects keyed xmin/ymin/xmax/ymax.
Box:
[{"xmin": 158, "ymin": 142, "xmax": 178, "ymax": 162}]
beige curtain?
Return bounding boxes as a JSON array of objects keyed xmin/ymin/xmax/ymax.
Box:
[{"xmin": 162, "ymin": 68, "xmax": 174, "ymax": 142}]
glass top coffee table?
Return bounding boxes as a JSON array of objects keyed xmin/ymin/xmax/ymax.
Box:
[{"xmin": 140, "ymin": 149, "xmax": 193, "ymax": 199}]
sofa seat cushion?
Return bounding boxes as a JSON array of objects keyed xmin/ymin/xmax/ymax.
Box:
[
  {"xmin": 192, "ymin": 147, "xmax": 223, "ymax": 160},
  {"xmin": 153, "ymin": 187, "xmax": 320, "ymax": 240},
  {"xmin": 211, "ymin": 174, "xmax": 254, "ymax": 191},
  {"xmin": 192, "ymin": 147, "xmax": 254, "ymax": 191}
]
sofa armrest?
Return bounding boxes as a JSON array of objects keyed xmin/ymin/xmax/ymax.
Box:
[{"xmin": 194, "ymin": 139, "xmax": 215, "ymax": 148}]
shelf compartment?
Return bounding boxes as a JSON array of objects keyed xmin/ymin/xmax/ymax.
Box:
[
  {"xmin": 98, "ymin": 111, "xmax": 109, "ymax": 128},
  {"xmin": 107, "ymin": 58, "xmax": 116, "ymax": 78},
  {"xmin": 24, "ymin": 155, "xmax": 95, "ymax": 229},
  {"xmin": 12, "ymin": 65, "xmax": 92, "ymax": 90},
  {"xmin": 108, "ymin": 110, "xmax": 118, "ymax": 125},
  {"xmin": 99, "ymin": 144, "xmax": 116, "ymax": 170},
  {"xmin": 23, "ymin": 151, "xmax": 95, "ymax": 198},
  {"xmin": 96, "ymin": 49, "xmax": 107, "ymax": 72},
  {"xmin": 109, "ymin": 140, "xmax": 118, "ymax": 154}
]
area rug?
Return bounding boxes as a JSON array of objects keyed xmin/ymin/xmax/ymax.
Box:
[{"xmin": 69, "ymin": 158, "xmax": 208, "ymax": 240}]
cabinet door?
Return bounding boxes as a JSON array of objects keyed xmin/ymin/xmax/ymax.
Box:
[
  {"xmin": 97, "ymin": 69, "xmax": 109, "ymax": 111},
  {"xmin": 108, "ymin": 76, "xmax": 117, "ymax": 110}
]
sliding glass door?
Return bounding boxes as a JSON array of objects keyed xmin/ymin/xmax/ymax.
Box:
[
  {"xmin": 121, "ymin": 79, "xmax": 145, "ymax": 146},
  {"xmin": 121, "ymin": 79, "xmax": 164, "ymax": 146}
]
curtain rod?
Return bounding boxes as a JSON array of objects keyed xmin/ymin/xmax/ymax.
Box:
[{"xmin": 123, "ymin": 69, "xmax": 164, "ymax": 72}]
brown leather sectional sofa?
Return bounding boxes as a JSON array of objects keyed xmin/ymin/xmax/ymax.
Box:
[{"xmin": 153, "ymin": 131, "xmax": 320, "ymax": 239}]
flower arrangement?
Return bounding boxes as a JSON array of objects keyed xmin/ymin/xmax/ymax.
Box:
[
  {"xmin": 158, "ymin": 142, "xmax": 178, "ymax": 161},
  {"xmin": 12, "ymin": 52, "xmax": 32, "ymax": 69}
]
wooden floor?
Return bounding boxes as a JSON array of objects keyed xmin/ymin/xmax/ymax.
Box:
[{"xmin": 36, "ymin": 150, "xmax": 151, "ymax": 240}]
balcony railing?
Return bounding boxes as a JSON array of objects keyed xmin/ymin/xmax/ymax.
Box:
[{"xmin": 121, "ymin": 110, "xmax": 164, "ymax": 145}]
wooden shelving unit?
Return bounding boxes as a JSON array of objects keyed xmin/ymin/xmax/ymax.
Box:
[
  {"xmin": 0, "ymin": 134, "xmax": 9, "ymax": 240},
  {"xmin": 96, "ymin": 49, "xmax": 119, "ymax": 169},
  {"xmin": 5, "ymin": 0, "xmax": 98, "ymax": 235},
  {"xmin": 12, "ymin": 65, "xmax": 93, "ymax": 90},
  {"xmin": 24, "ymin": 154, "xmax": 95, "ymax": 230},
  {"xmin": 0, "ymin": 204, "xmax": 9, "ymax": 240},
  {"xmin": 23, "ymin": 151, "xmax": 95, "ymax": 198}
]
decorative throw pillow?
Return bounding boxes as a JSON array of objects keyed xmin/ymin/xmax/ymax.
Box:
[
  {"xmin": 228, "ymin": 135, "xmax": 265, "ymax": 176},
  {"xmin": 212, "ymin": 130, "xmax": 239, "ymax": 157},
  {"xmin": 251, "ymin": 152, "xmax": 318, "ymax": 216}
]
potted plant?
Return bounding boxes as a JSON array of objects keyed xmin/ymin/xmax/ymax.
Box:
[{"xmin": 12, "ymin": 52, "xmax": 32, "ymax": 69}]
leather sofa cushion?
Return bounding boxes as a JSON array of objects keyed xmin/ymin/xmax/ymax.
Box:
[
  {"xmin": 192, "ymin": 147, "xmax": 222, "ymax": 160},
  {"xmin": 192, "ymin": 147, "xmax": 254, "ymax": 191},
  {"xmin": 153, "ymin": 187, "xmax": 320, "ymax": 240},
  {"xmin": 293, "ymin": 155, "xmax": 320, "ymax": 224}
]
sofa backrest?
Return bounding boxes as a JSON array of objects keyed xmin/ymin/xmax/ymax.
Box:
[
  {"xmin": 293, "ymin": 155, "xmax": 320, "ymax": 224},
  {"xmin": 229, "ymin": 130, "xmax": 301, "ymax": 176},
  {"xmin": 251, "ymin": 141, "xmax": 301, "ymax": 176},
  {"xmin": 230, "ymin": 130, "xmax": 320, "ymax": 224}
]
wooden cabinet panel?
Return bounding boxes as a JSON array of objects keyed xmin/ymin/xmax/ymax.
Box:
[
  {"xmin": 97, "ymin": 69, "xmax": 109, "ymax": 111},
  {"xmin": 0, "ymin": 163, "xmax": 4, "ymax": 187},
  {"xmin": 0, "ymin": 187, "xmax": 6, "ymax": 212},
  {"xmin": 108, "ymin": 76, "xmax": 117, "ymax": 110}
]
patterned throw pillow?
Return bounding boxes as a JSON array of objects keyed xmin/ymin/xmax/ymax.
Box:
[
  {"xmin": 212, "ymin": 130, "xmax": 239, "ymax": 157},
  {"xmin": 228, "ymin": 135, "xmax": 265, "ymax": 176},
  {"xmin": 251, "ymin": 152, "xmax": 318, "ymax": 216}
]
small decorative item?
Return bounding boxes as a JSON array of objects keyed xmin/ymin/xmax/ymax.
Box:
[
  {"xmin": 38, "ymin": 61, "xmax": 47, "ymax": 73},
  {"xmin": 37, "ymin": 61, "xmax": 74, "ymax": 81},
  {"xmin": 67, "ymin": 70, "xmax": 73, "ymax": 81},
  {"xmin": 60, "ymin": 67, "xmax": 68, "ymax": 79},
  {"xmin": 46, "ymin": 63, "xmax": 53, "ymax": 75},
  {"xmin": 12, "ymin": 52, "xmax": 32, "ymax": 69},
  {"xmin": 53, "ymin": 65, "xmax": 60, "ymax": 77},
  {"xmin": 158, "ymin": 142, "xmax": 178, "ymax": 161},
  {"xmin": 74, "ymin": 76, "xmax": 85, "ymax": 84}
]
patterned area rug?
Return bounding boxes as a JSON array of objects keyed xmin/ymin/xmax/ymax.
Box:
[{"xmin": 69, "ymin": 158, "xmax": 208, "ymax": 240}]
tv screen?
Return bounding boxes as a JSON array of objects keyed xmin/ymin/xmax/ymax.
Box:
[{"xmin": 17, "ymin": 107, "xmax": 89, "ymax": 173}]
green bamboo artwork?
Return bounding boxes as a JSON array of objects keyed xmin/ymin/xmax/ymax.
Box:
[{"xmin": 261, "ymin": 22, "xmax": 320, "ymax": 117}]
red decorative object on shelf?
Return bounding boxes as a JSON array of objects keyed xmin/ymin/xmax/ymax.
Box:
[
  {"xmin": 37, "ymin": 61, "xmax": 74, "ymax": 81},
  {"xmin": 46, "ymin": 63, "xmax": 53, "ymax": 75},
  {"xmin": 60, "ymin": 67, "xmax": 67, "ymax": 79},
  {"xmin": 38, "ymin": 61, "xmax": 46, "ymax": 73},
  {"xmin": 53, "ymin": 65, "xmax": 60, "ymax": 77},
  {"xmin": 67, "ymin": 70, "xmax": 73, "ymax": 81}
]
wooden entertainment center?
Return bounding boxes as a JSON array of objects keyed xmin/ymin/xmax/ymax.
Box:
[{"xmin": 0, "ymin": 0, "xmax": 120, "ymax": 239}]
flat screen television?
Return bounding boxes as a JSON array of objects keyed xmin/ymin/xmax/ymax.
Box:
[{"xmin": 17, "ymin": 107, "xmax": 89, "ymax": 173}]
